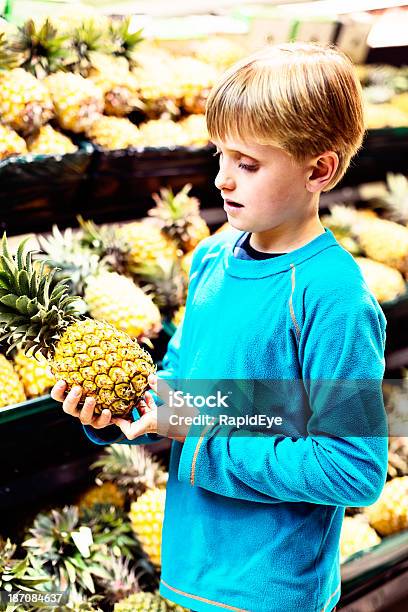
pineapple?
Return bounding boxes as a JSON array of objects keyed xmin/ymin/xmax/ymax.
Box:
[
  {"xmin": 137, "ymin": 119, "xmax": 189, "ymax": 148},
  {"xmin": 118, "ymin": 221, "xmax": 179, "ymax": 272},
  {"xmin": 0, "ymin": 354, "xmax": 26, "ymax": 407},
  {"xmin": 179, "ymin": 114, "xmax": 209, "ymax": 146},
  {"xmin": 13, "ymin": 348, "xmax": 55, "ymax": 398},
  {"xmin": 0, "ymin": 235, "xmax": 156, "ymax": 418},
  {"xmin": 0, "ymin": 538, "xmax": 49, "ymax": 593},
  {"xmin": 340, "ymin": 515, "xmax": 381, "ymax": 563},
  {"xmin": 39, "ymin": 227, "xmax": 161, "ymax": 343},
  {"xmin": 381, "ymin": 173, "xmax": 408, "ymax": 225},
  {"xmin": 114, "ymin": 591, "xmax": 188, "ymax": 612},
  {"xmin": 365, "ymin": 476, "xmax": 408, "ymax": 535},
  {"xmin": 388, "ymin": 437, "xmax": 408, "ymax": 479},
  {"xmin": 44, "ymin": 72, "xmax": 104, "ymax": 133},
  {"xmin": 172, "ymin": 305, "xmax": 185, "ymax": 328},
  {"xmin": 94, "ymin": 554, "xmax": 144, "ymax": 604},
  {"xmin": 86, "ymin": 116, "xmax": 140, "ymax": 150},
  {"xmin": 180, "ymin": 250, "xmax": 194, "ymax": 278},
  {"xmin": 0, "ymin": 123, "xmax": 27, "ymax": 159},
  {"xmin": 84, "ymin": 271, "xmax": 162, "ymax": 341},
  {"xmin": 356, "ymin": 216, "xmax": 408, "ymax": 276},
  {"xmin": 92, "ymin": 444, "xmax": 168, "ymax": 502},
  {"xmin": 354, "ymin": 257, "xmax": 406, "ymax": 303},
  {"xmin": 26, "ymin": 124, "xmax": 78, "ymax": 155},
  {"xmin": 11, "ymin": 19, "xmax": 69, "ymax": 79},
  {"xmin": 90, "ymin": 69, "xmax": 142, "ymax": 117},
  {"xmin": 129, "ymin": 488, "xmax": 165, "ymax": 567},
  {"xmin": 109, "ymin": 16, "xmax": 143, "ymax": 69},
  {"xmin": 0, "ymin": 65, "xmax": 54, "ymax": 136},
  {"xmin": 149, "ymin": 184, "xmax": 209, "ymax": 253},
  {"xmin": 392, "ymin": 92, "xmax": 408, "ymax": 116},
  {"xmin": 78, "ymin": 482, "xmax": 125, "ymax": 511},
  {"xmin": 191, "ymin": 37, "xmax": 244, "ymax": 71},
  {"xmin": 173, "ymin": 57, "xmax": 217, "ymax": 115}
]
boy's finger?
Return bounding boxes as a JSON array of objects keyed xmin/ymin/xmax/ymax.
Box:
[
  {"xmin": 50, "ymin": 380, "xmax": 67, "ymax": 402},
  {"xmin": 91, "ymin": 409, "xmax": 112, "ymax": 429},
  {"xmin": 148, "ymin": 373, "xmax": 157, "ymax": 392},
  {"xmin": 112, "ymin": 411, "xmax": 156, "ymax": 440},
  {"xmin": 79, "ymin": 396, "xmax": 97, "ymax": 425},
  {"xmin": 62, "ymin": 386, "xmax": 83, "ymax": 416},
  {"xmin": 144, "ymin": 392, "xmax": 156, "ymax": 411}
]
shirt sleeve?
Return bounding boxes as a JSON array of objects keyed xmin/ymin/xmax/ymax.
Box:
[
  {"xmin": 178, "ymin": 290, "xmax": 389, "ymax": 506},
  {"xmin": 83, "ymin": 322, "xmax": 183, "ymax": 446}
]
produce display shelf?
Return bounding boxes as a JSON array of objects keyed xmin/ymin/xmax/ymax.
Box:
[
  {"xmin": 342, "ymin": 530, "xmax": 408, "ymax": 589},
  {"xmin": 0, "ymin": 394, "xmax": 56, "ymax": 425}
]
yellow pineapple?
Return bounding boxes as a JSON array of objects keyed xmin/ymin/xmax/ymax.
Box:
[
  {"xmin": 172, "ymin": 305, "xmax": 185, "ymax": 328},
  {"xmin": 0, "ymin": 354, "xmax": 26, "ymax": 408},
  {"xmin": 118, "ymin": 221, "xmax": 179, "ymax": 272},
  {"xmin": 26, "ymin": 124, "xmax": 78, "ymax": 155},
  {"xmin": 340, "ymin": 515, "xmax": 381, "ymax": 563},
  {"xmin": 0, "ymin": 124, "xmax": 27, "ymax": 160},
  {"xmin": 0, "ymin": 69, "xmax": 53, "ymax": 136},
  {"xmin": 44, "ymin": 72, "xmax": 104, "ymax": 133},
  {"xmin": 86, "ymin": 116, "xmax": 140, "ymax": 150},
  {"xmin": 179, "ymin": 114, "xmax": 209, "ymax": 147},
  {"xmin": 0, "ymin": 236, "xmax": 156, "ymax": 418},
  {"xmin": 136, "ymin": 119, "xmax": 188, "ymax": 148},
  {"xmin": 84, "ymin": 271, "xmax": 162, "ymax": 341},
  {"xmin": 173, "ymin": 57, "xmax": 217, "ymax": 115},
  {"xmin": 149, "ymin": 184, "xmax": 209, "ymax": 253},
  {"xmin": 392, "ymin": 92, "xmax": 408, "ymax": 116},
  {"xmin": 356, "ymin": 216, "xmax": 408, "ymax": 276},
  {"xmin": 129, "ymin": 488, "xmax": 165, "ymax": 567},
  {"xmin": 180, "ymin": 250, "xmax": 194, "ymax": 278},
  {"xmin": 191, "ymin": 37, "xmax": 244, "ymax": 71},
  {"xmin": 13, "ymin": 348, "xmax": 55, "ymax": 398},
  {"xmin": 354, "ymin": 257, "xmax": 406, "ymax": 303},
  {"xmin": 365, "ymin": 476, "xmax": 408, "ymax": 536},
  {"xmin": 90, "ymin": 69, "xmax": 142, "ymax": 117},
  {"xmin": 78, "ymin": 482, "xmax": 125, "ymax": 511}
]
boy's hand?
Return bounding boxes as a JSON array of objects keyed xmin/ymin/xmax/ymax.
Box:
[
  {"xmin": 112, "ymin": 374, "xmax": 197, "ymax": 443},
  {"xmin": 50, "ymin": 380, "xmax": 112, "ymax": 429}
]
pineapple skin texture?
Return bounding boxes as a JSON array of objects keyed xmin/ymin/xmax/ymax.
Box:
[
  {"xmin": 114, "ymin": 591, "xmax": 185, "ymax": 612},
  {"xmin": 14, "ymin": 349, "xmax": 55, "ymax": 398},
  {"xmin": 50, "ymin": 318, "xmax": 155, "ymax": 417},
  {"xmin": 0, "ymin": 124, "xmax": 27, "ymax": 160},
  {"xmin": 44, "ymin": 72, "xmax": 104, "ymax": 133},
  {"xmin": 357, "ymin": 218, "xmax": 408, "ymax": 276},
  {"xmin": 0, "ymin": 68, "xmax": 53, "ymax": 135},
  {"xmin": 354, "ymin": 257, "xmax": 406, "ymax": 303},
  {"xmin": 365, "ymin": 476, "xmax": 408, "ymax": 536},
  {"xmin": 120, "ymin": 222, "xmax": 179, "ymax": 269},
  {"xmin": 84, "ymin": 272, "xmax": 162, "ymax": 340},
  {"xmin": 129, "ymin": 488, "xmax": 165, "ymax": 567},
  {"xmin": 0, "ymin": 354, "xmax": 26, "ymax": 408},
  {"xmin": 340, "ymin": 516, "xmax": 381, "ymax": 563},
  {"xmin": 78, "ymin": 482, "xmax": 125, "ymax": 510},
  {"xmin": 27, "ymin": 125, "xmax": 78, "ymax": 155}
]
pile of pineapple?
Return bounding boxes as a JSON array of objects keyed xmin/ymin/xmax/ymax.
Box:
[
  {"xmin": 0, "ymin": 183, "xmax": 208, "ymax": 411},
  {"xmin": 0, "ymin": 443, "xmax": 187, "ymax": 611},
  {"xmin": 322, "ymin": 173, "xmax": 408, "ymax": 305},
  {"xmin": 357, "ymin": 64, "xmax": 408, "ymax": 129},
  {"xmin": 0, "ymin": 18, "xmax": 246, "ymax": 158}
]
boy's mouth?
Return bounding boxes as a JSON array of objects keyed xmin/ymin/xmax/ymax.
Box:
[{"xmin": 224, "ymin": 199, "xmax": 244, "ymax": 208}]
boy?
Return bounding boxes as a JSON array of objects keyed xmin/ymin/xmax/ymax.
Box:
[{"xmin": 52, "ymin": 43, "xmax": 388, "ymax": 612}]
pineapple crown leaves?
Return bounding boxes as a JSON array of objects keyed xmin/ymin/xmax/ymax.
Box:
[
  {"xmin": 382, "ymin": 173, "xmax": 408, "ymax": 223},
  {"xmin": 0, "ymin": 233, "xmax": 81, "ymax": 357},
  {"xmin": 109, "ymin": 17, "xmax": 143, "ymax": 65},
  {"xmin": 92, "ymin": 553, "xmax": 145, "ymax": 604},
  {"xmin": 91, "ymin": 445, "xmax": 168, "ymax": 500},
  {"xmin": 23, "ymin": 506, "xmax": 108, "ymax": 595},
  {"xmin": 149, "ymin": 183, "xmax": 200, "ymax": 222},
  {"xmin": 67, "ymin": 20, "xmax": 115, "ymax": 76},
  {"xmin": 80, "ymin": 504, "xmax": 138, "ymax": 559},
  {"xmin": 0, "ymin": 538, "xmax": 50, "ymax": 593},
  {"xmin": 77, "ymin": 215, "xmax": 129, "ymax": 272},
  {"xmin": 11, "ymin": 19, "xmax": 70, "ymax": 77}
]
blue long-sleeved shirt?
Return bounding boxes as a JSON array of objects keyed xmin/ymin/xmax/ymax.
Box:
[{"xmin": 85, "ymin": 228, "xmax": 388, "ymax": 612}]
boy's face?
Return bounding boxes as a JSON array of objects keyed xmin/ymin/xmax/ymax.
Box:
[{"xmin": 212, "ymin": 138, "xmax": 315, "ymax": 235}]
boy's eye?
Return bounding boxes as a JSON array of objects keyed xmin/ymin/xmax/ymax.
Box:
[{"xmin": 238, "ymin": 162, "xmax": 258, "ymax": 172}]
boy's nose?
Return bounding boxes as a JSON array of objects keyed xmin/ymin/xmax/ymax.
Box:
[{"xmin": 214, "ymin": 169, "xmax": 235, "ymax": 192}]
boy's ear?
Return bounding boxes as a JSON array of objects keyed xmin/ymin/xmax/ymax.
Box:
[{"xmin": 305, "ymin": 152, "xmax": 339, "ymax": 193}]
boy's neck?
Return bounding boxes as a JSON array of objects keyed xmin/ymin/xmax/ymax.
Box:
[{"xmin": 249, "ymin": 214, "xmax": 325, "ymax": 254}]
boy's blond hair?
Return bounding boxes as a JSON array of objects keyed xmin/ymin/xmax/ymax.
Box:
[{"xmin": 206, "ymin": 42, "xmax": 364, "ymax": 190}]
